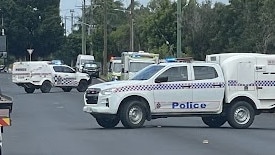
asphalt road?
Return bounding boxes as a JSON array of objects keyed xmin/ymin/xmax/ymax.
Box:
[{"xmin": 0, "ymin": 73, "xmax": 275, "ymax": 155}]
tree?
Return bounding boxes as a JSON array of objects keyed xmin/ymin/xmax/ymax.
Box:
[
  {"xmin": 0, "ymin": 0, "xmax": 64, "ymax": 60},
  {"xmin": 140, "ymin": 0, "xmax": 177, "ymax": 57}
]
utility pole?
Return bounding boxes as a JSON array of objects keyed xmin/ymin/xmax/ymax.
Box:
[
  {"xmin": 103, "ymin": 0, "xmax": 107, "ymax": 76},
  {"xmin": 82, "ymin": 0, "xmax": 87, "ymax": 55},
  {"xmin": 130, "ymin": 0, "xmax": 134, "ymax": 52},
  {"xmin": 177, "ymin": 0, "xmax": 182, "ymax": 58},
  {"xmin": 0, "ymin": 9, "xmax": 4, "ymax": 35},
  {"xmin": 63, "ymin": 16, "xmax": 69, "ymax": 36},
  {"xmin": 89, "ymin": 0, "xmax": 94, "ymax": 56},
  {"xmin": 70, "ymin": 9, "xmax": 74, "ymax": 32}
]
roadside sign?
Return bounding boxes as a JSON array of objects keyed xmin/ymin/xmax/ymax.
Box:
[
  {"xmin": 27, "ymin": 49, "xmax": 34, "ymax": 61},
  {"xmin": 27, "ymin": 49, "xmax": 34, "ymax": 55}
]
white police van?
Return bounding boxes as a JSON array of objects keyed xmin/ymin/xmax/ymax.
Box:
[
  {"xmin": 12, "ymin": 61, "xmax": 90, "ymax": 93},
  {"xmin": 83, "ymin": 53, "xmax": 275, "ymax": 129}
]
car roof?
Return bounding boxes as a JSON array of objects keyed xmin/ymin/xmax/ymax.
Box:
[{"xmin": 157, "ymin": 62, "xmax": 217, "ymax": 67}]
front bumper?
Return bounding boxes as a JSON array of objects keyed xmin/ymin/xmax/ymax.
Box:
[
  {"xmin": 83, "ymin": 70, "xmax": 99, "ymax": 77},
  {"xmin": 83, "ymin": 92, "xmax": 120, "ymax": 114},
  {"xmin": 83, "ymin": 106, "xmax": 115, "ymax": 114}
]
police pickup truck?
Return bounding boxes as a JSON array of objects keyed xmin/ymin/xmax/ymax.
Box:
[
  {"xmin": 12, "ymin": 61, "xmax": 90, "ymax": 93},
  {"xmin": 83, "ymin": 53, "xmax": 275, "ymax": 129}
]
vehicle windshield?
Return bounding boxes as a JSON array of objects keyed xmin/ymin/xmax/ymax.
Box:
[
  {"xmin": 129, "ymin": 62, "xmax": 155, "ymax": 72},
  {"xmin": 81, "ymin": 59, "xmax": 93, "ymax": 65},
  {"xmin": 113, "ymin": 63, "xmax": 122, "ymax": 72},
  {"xmin": 84, "ymin": 63, "xmax": 97, "ymax": 68},
  {"xmin": 131, "ymin": 65, "xmax": 164, "ymax": 80}
]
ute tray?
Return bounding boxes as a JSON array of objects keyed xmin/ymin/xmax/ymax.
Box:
[{"xmin": 0, "ymin": 94, "xmax": 13, "ymax": 113}]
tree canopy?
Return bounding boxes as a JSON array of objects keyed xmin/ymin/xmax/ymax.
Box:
[{"xmin": 0, "ymin": 0, "xmax": 64, "ymax": 62}]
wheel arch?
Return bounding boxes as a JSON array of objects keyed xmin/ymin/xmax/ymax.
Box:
[
  {"xmin": 40, "ymin": 79, "xmax": 52, "ymax": 86},
  {"xmin": 40, "ymin": 79, "xmax": 54, "ymax": 86},
  {"xmin": 79, "ymin": 79, "xmax": 88, "ymax": 83},
  {"xmin": 118, "ymin": 95, "xmax": 152, "ymax": 121},
  {"xmin": 228, "ymin": 96, "xmax": 259, "ymax": 115}
]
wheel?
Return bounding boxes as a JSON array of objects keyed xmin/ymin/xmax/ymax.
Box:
[
  {"xmin": 120, "ymin": 100, "xmax": 146, "ymax": 128},
  {"xmin": 24, "ymin": 87, "xmax": 35, "ymax": 93},
  {"xmin": 202, "ymin": 116, "xmax": 227, "ymax": 128},
  {"xmin": 77, "ymin": 80, "xmax": 88, "ymax": 92},
  {"xmin": 96, "ymin": 116, "xmax": 120, "ymax": 128},
  {"xmin": 40, "ymin": 81, "xmax": 52, "ymax": 93},
  {"xmin": 62, "ymin": 87, "xmax": 72, "ymax": 92},
  {"xmin": 227, "ymin": 101, "xmax": 255, "ymax": 129}
]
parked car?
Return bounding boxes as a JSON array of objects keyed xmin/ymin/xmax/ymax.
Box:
[{"xmin": 82, "ymin": 62, "xmax": 100, "ymax": 78}]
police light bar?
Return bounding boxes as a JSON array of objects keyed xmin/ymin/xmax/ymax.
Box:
[
  {"xmin": 50, "ymin": 60, "xmax": 63, "ymax": 65},
  {"xmin": 165, "ymin": 58, "xmax": 177, "ymax": 62}
]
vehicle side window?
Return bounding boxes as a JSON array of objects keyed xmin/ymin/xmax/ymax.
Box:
[
  {"xmin": 158, "ymin": 66, "xmax": 188, "ymax": 82},
  {"xmin": 53, "ymin": 66, "xmax": 62, "ymax": 72},
  {"xmin": 194, "ymin": 66, "xmax": 218, "ymax": 80},
  {"xmin": 63, "ymin": 66, "xmax": 74, "ymax": 73}
]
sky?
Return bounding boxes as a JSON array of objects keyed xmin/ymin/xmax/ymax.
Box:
[{"xmin": 60, "ymin": 0, "xmax": 229, "ymax": 34}]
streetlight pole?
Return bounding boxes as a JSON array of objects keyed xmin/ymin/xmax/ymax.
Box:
[
  {"xmin": 82, "ymin": 0, "xmax": 87, "ymax": 55},
  {"xmin": 103, "ymin": 0, "xmax": 107, "ymax": 76},
  {"xmin": 177, "ymin": 0, "xmax": 190, "ymax": 58},
  {"xmin": 177, "ymin": 0, "xmax": 182, "ymax": 58},
  {"xmin": 113, "ymin": 7, "xmax": 134, "ymax": 52},
  {"xmin": 130, "ymin": 0, "xmax": 134, "ymax": 52}
]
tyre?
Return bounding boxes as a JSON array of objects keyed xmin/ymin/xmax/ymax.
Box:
[
  {"xmin": 202, "ymin": 116, "xmax": 227, "ymax": 128},
  {"xmin": 227, "ymin": 101, "xmax": 255, "ymax": 129},
  {"xmin": 24, "ymin": 87, "xmax": 35, "ymax": 93},
  {"xmin": 120, "ymin": 100, "xmax": 146, "ymax": 128},
  {"xmin": 40, "ymin": 81, "xmax": 52, "ymax": 93},
  {"xmin": 96, "ymin": 116, "xmax": 120, "ymax": 128},
  {"xmin": 77, "ymin": 80, "xmax": 88, "ymax": 92},
  {"xmin": 62, "ymin": 87, "xmax": 72, "ymax": 92}
]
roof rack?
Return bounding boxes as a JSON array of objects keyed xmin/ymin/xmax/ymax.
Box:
[
  {"xmin": 164, "ymin": 57, "xmax": 193, "ymax": 63},
  {"xmin": 176, "ymin": 57, "xmax": 193, "ymax": 63}
]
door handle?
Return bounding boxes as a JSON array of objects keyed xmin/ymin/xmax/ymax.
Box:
[
  {"xmin": 257, "ymin": 87, "xmax": 263, "ymax": 89},
  {"xmin": 182, "ymin": 85, "xmax": 191, "ymax": 88},
  {"xmin": 213, "ymin": 84, "xmax": 222, "ymax": 87}
]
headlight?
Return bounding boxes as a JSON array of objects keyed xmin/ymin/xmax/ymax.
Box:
[
  {"xmin": 101, "ymin": 88, "xmax": 116, "ymax": 95},
  {"xmin": 111, "ymin": 76, "xmax": 118, "ymax": 81}
]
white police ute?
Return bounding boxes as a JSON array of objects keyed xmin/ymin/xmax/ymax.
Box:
[
  {"xmin": 12, "ymin": 61, "xmax": 90, "ymax": 93},
  {"xmin": 83, "ymin": 53, "xmax": 275, "ymax": 129}
]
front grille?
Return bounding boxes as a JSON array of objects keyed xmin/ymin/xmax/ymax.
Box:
[
  {"xmin": 86, "ymin": 94, "xmax": 98, "ymax": 104},
  {"xmin": 85, "ymin": 88, "xmax": 100, "ymax": 104}
]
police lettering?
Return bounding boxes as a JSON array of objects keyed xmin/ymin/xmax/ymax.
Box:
[{"xmin": 172, "ymin": 102, "xmax": 206, "ymax": 109}]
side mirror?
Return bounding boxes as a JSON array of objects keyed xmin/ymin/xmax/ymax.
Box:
[{"xmin": 155, "ymin": 76, "xmax": 168, "ymax": 83}]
